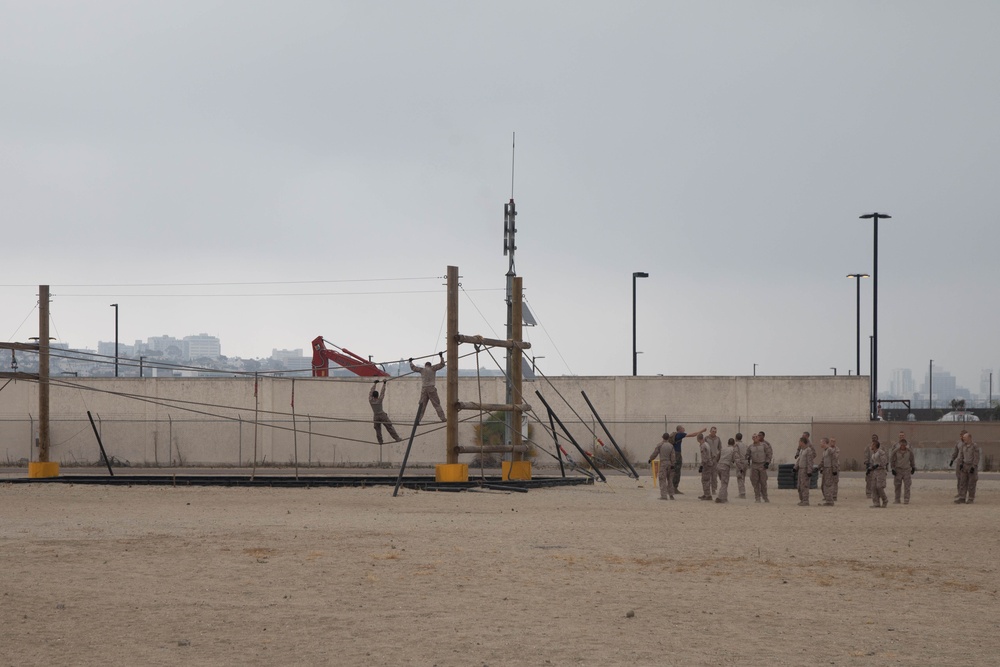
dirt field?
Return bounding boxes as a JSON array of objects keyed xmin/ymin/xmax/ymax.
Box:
[{"xmin": 2, "ymin": 472, "xmax": 998, "ymax": 666}]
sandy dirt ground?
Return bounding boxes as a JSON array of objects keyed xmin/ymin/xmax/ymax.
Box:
[{"xmin": 2, "ymin": 471, "xmax": 999, "ymax": 666}]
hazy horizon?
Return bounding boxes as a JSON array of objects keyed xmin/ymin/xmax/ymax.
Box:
[{"xmin": 3, "ymin": 2, "xmax": 998, "ymax": 394}]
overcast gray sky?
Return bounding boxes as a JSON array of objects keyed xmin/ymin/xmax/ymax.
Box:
[{"xmin": 2, "ymin": 1, "xmax": 997, "ymax": 392}]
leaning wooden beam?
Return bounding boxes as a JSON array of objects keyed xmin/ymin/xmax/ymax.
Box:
[
  {"xmin": 454, "ymin": 445, "xmax": 531, "ymax": 454},
  {"xmin": 454, "ymin": 334, "xmax": 531, "ymax": 350},
  {"xmin": 456, "ymin": 401, "xmax": 532, "ymax": 413}
]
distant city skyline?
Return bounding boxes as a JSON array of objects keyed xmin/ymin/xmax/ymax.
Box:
[{"xmin": 26, "ymin": 331, "xmax": 1000, "ymax": 405}]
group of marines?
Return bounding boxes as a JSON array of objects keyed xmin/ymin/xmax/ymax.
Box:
[
  {"xmin": 649, "ymin": 426, "xmax": 984, "ymax": 507},
  {"xmin": 648, "ymin": 426, "xmax": 776, "ymax": 503}
]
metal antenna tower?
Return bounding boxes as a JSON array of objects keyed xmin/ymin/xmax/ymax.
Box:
[{"xmin": 503, "ymin": 133, "xmax": 517, "ymax": 447}]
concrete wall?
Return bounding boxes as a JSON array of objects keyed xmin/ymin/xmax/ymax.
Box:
[{"xmin": 0, "ymin": 375, "xmax": 871, "ymax": 467}]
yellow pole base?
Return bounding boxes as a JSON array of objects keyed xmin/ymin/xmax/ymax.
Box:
[
  {"xmin": 651, "ymin": 460, "xmax": 659, "ymax": 486},
  {"xmin": 28, "ymin": 462, "xmax": 60, "ymax": 478},
  {"xmin": 502, "ymin": 461, "xmax": 532, "ymax": 481},
  {"xmin": 435, "ymin": 463, "xmax": 469, "ymax": 483}
]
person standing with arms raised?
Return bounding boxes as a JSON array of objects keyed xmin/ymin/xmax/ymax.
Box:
[
  {"xmin": 668, "ymin": 425, "xmax": 707, "ymax": 495},
  {"xmin": 409, "ymin": 353, "xmax": 447, "ymax": 422}
]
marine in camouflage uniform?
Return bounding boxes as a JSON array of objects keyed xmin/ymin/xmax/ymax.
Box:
[
  {"xmin": 714, "ymin": 438, "xmax": 737, "ymax": 503},
  {"xmin": 949, "ymin": 430, "xmax": 968, "ymax": 499},
  {"xmin": 733, "ymin": 433, "xmax": 749, "ymax": 499},
  {"xmin": 829, "ymin": 438, "xmax": 841, "ymax": 501},
  {"xmin": 869, "ymin": 441, "xmax": 889, "ymax": 508},
  {"xmin": 747, "ymin": 432, "xmax": 772, "ymax": 503},
  {"xmin": 369, "ymin": 380, "xmax": 402, "ymax": 445},
  {"xmin": 408, "ymin": 353, "xmax": 447, "ymax": 422},
  {"xmin": 793, "ymin": 437, "xmax": 816, "ymax": 506},
  {"xmin": 648, "ymin": 433, "xmax": 677, "ymax": 500},
  {"xmin": 698, "ymin": 434, "xmax": 715, "ymax": 500},
  {"xmin": 955, "ymin": 432, "xmax": 981, "ymax": 504},
  {"xmin": 705, "ymin": 427, "xmax": 722, "ymax": 494},
  {"xmin": 817, "ymin": 437, "xmax": 837, "ymax": 506},
  {"xmin": 890, "ymin": 439, "xmax": 916, "ymax": 504}
]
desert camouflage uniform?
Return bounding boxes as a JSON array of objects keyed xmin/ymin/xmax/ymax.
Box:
[
  {"xmin": 648, "ymin": 438, "xmax": 677, "ymax": 500},
  {"xmin": 870, "ymin": 447, "xmax": 889, "ymax": 507},
  {"xmin": 369, "ymin": 385, "xmax": 402, "ymax": 445},
  {"xmin": 747, "ymin": 440, "xmax": 772, "ymax": 502},
  {"xmin": 734, "ymin": 438, "xmax": 749, "ymax": 498},
  {"xmin": 890, "ymin": 447, "xmax": 916, "ymax": 504},
  {"xmin": 818, "ymin": 446, "xmax": 837, "ymax": 505},
  {"xmin": 794, "ymin": 445, "xmax": 816, "ymax": 505},
  {"xmin": 409, "ymin": 358, "xmax": 446, "ymax": 421},
  {"xmin": 715, "ymin": 442, "xmax": 737, "ymax": 502},
  {"xmin": 699, "ymin": 439, "xmax": 715, "ymax": 499},
  {"xmin": 705, "ymin": 434, "xmax": 722, "ymax": 493},
  {"xmin": 956, "ymin": 440, "xmax": 981, "ymax": 504}
]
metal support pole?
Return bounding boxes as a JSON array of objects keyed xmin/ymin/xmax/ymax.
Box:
[
  {"xmin": 581, "ymin": 390, "xmax": 639, "ymax": 479},
  {"xmin": 534, "ymin": 390, "xmax": 607, "ymax": 482},
  {"xmin": 511, "ymin": 276, "xmax": 524, "ymax": 461},
  {"xmin": 929, "ymin": 359, "xmax": 933, "ymax": 410},
  {"xmin": 860, "ymin": 213, "xmax": 890, "ymax": 419},
  {"xmin": 632, "ymin": 271, "xmax": 648, "ymax": 376},
  {"xmin": 87, "ymin": 410, "xmax": 114, "ymax": 476},
  {"xmin": 393, "ymin": 402, "xmax": 427, "ymax": 497}
]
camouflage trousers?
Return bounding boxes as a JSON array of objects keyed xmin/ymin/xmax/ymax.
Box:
[
  {"xmin": 750, "ymin": 465, "xmax": 768, "ymax": 501},
  {"xmin": 657, "ymin": 463, "xmax": 675, "ymax": 499}
]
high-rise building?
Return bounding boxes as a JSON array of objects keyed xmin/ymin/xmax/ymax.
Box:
[
  {"xmin": 271, "ymin": 348, "xmax": 311, "ymax": 372},
  {"xmin": 148, "ymin": 335, "xmax": 185, "ymax": 357},
  {"xmin": 889, "ymin": 368, "xmax": 915, "ymax": 398},
  {"xmin": 184, "ymin": 334, "xmax": 222, "ymax": 360}
]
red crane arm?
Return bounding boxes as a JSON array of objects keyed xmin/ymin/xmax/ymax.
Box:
[{"xmin": 311, "ymin": 336, "xmax": 389, "ymax": 377}]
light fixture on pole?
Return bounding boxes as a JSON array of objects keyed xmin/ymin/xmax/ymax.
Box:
[
  {"xmin": 110, "ymin": 303, "xmax": 119, "ymax": 378},
  {"xmin": 860, "ymin": 213, "xmax": 891, "ymax": 420},
  {"xmin": 846, "ymin": 273, "xmax": 870, "ymax": 377},
  {"xmin": 753, "ymin": 363, "xmax": 758, "ymax": 377},
  {"xmin": 830, "ymin": 367, "xmax": 837, "ymax": 376},
  {"xmin": 632, "ymin": 272, "xmax": 649, "ymax": 376}
]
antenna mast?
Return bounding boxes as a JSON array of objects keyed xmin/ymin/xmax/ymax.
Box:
[{"xmin": 503, "ymin": 133, "xmax": 517, "ymax": 448}]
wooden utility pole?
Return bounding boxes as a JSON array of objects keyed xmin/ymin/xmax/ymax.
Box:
[
  {"xmin": 447, "ymin": 266, "xmax": 532, "ymax": 459},
  {"xmin": 446, "ymin": 266, "xmax": 459, "ymax": 464},
  {"xmin": 38, "ymin": 285, "xmax": 51, "ymax": 463}
]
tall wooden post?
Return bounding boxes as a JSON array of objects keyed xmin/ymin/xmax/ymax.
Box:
[
  {"xmin": 27, "ymin": 285, "xmax": 59, "ymax": 477},
  {"xmin": 38, "ymin": 285, "xmax": 50, "ymax": 463},
  {"xmin": 446, "ymin": 266, "xmax": 459, "ymax": 464},
  {"xmin": 511, "ymin": 277, "xmax": 524, "ymax": 461}
]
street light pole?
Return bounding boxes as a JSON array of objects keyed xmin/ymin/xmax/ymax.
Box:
[
  {"xmin": 110, "ymin": 303, "xmax": 119, "ymax": 378},
  {"xmin": 869, "ymin": 336, "xmax": 874, "ymax": 414},
  {"xmin": 531, "ymin": 356, "xmax": 545, "ymax": 373},
  {"xmin": 632, "ymin": 272, "xmax": 649, "ymax": 376},
  {"xmin": 929, "ymin": 359, "xmax": 933, "ymax": 410},
  {"xmin": 830, "ymin": 367, "xmax": 837, "ymax": 376},
  {"xmin": 860, "ymin": 213, "xmax": 891, "ymax": 420},
  {"xmin": 846, "ymin": 273, "xmax": 870, "ymax": 376},
  {"xmin": 753, "ymin": 363, "xmax": 758, "ymax": 377}
]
